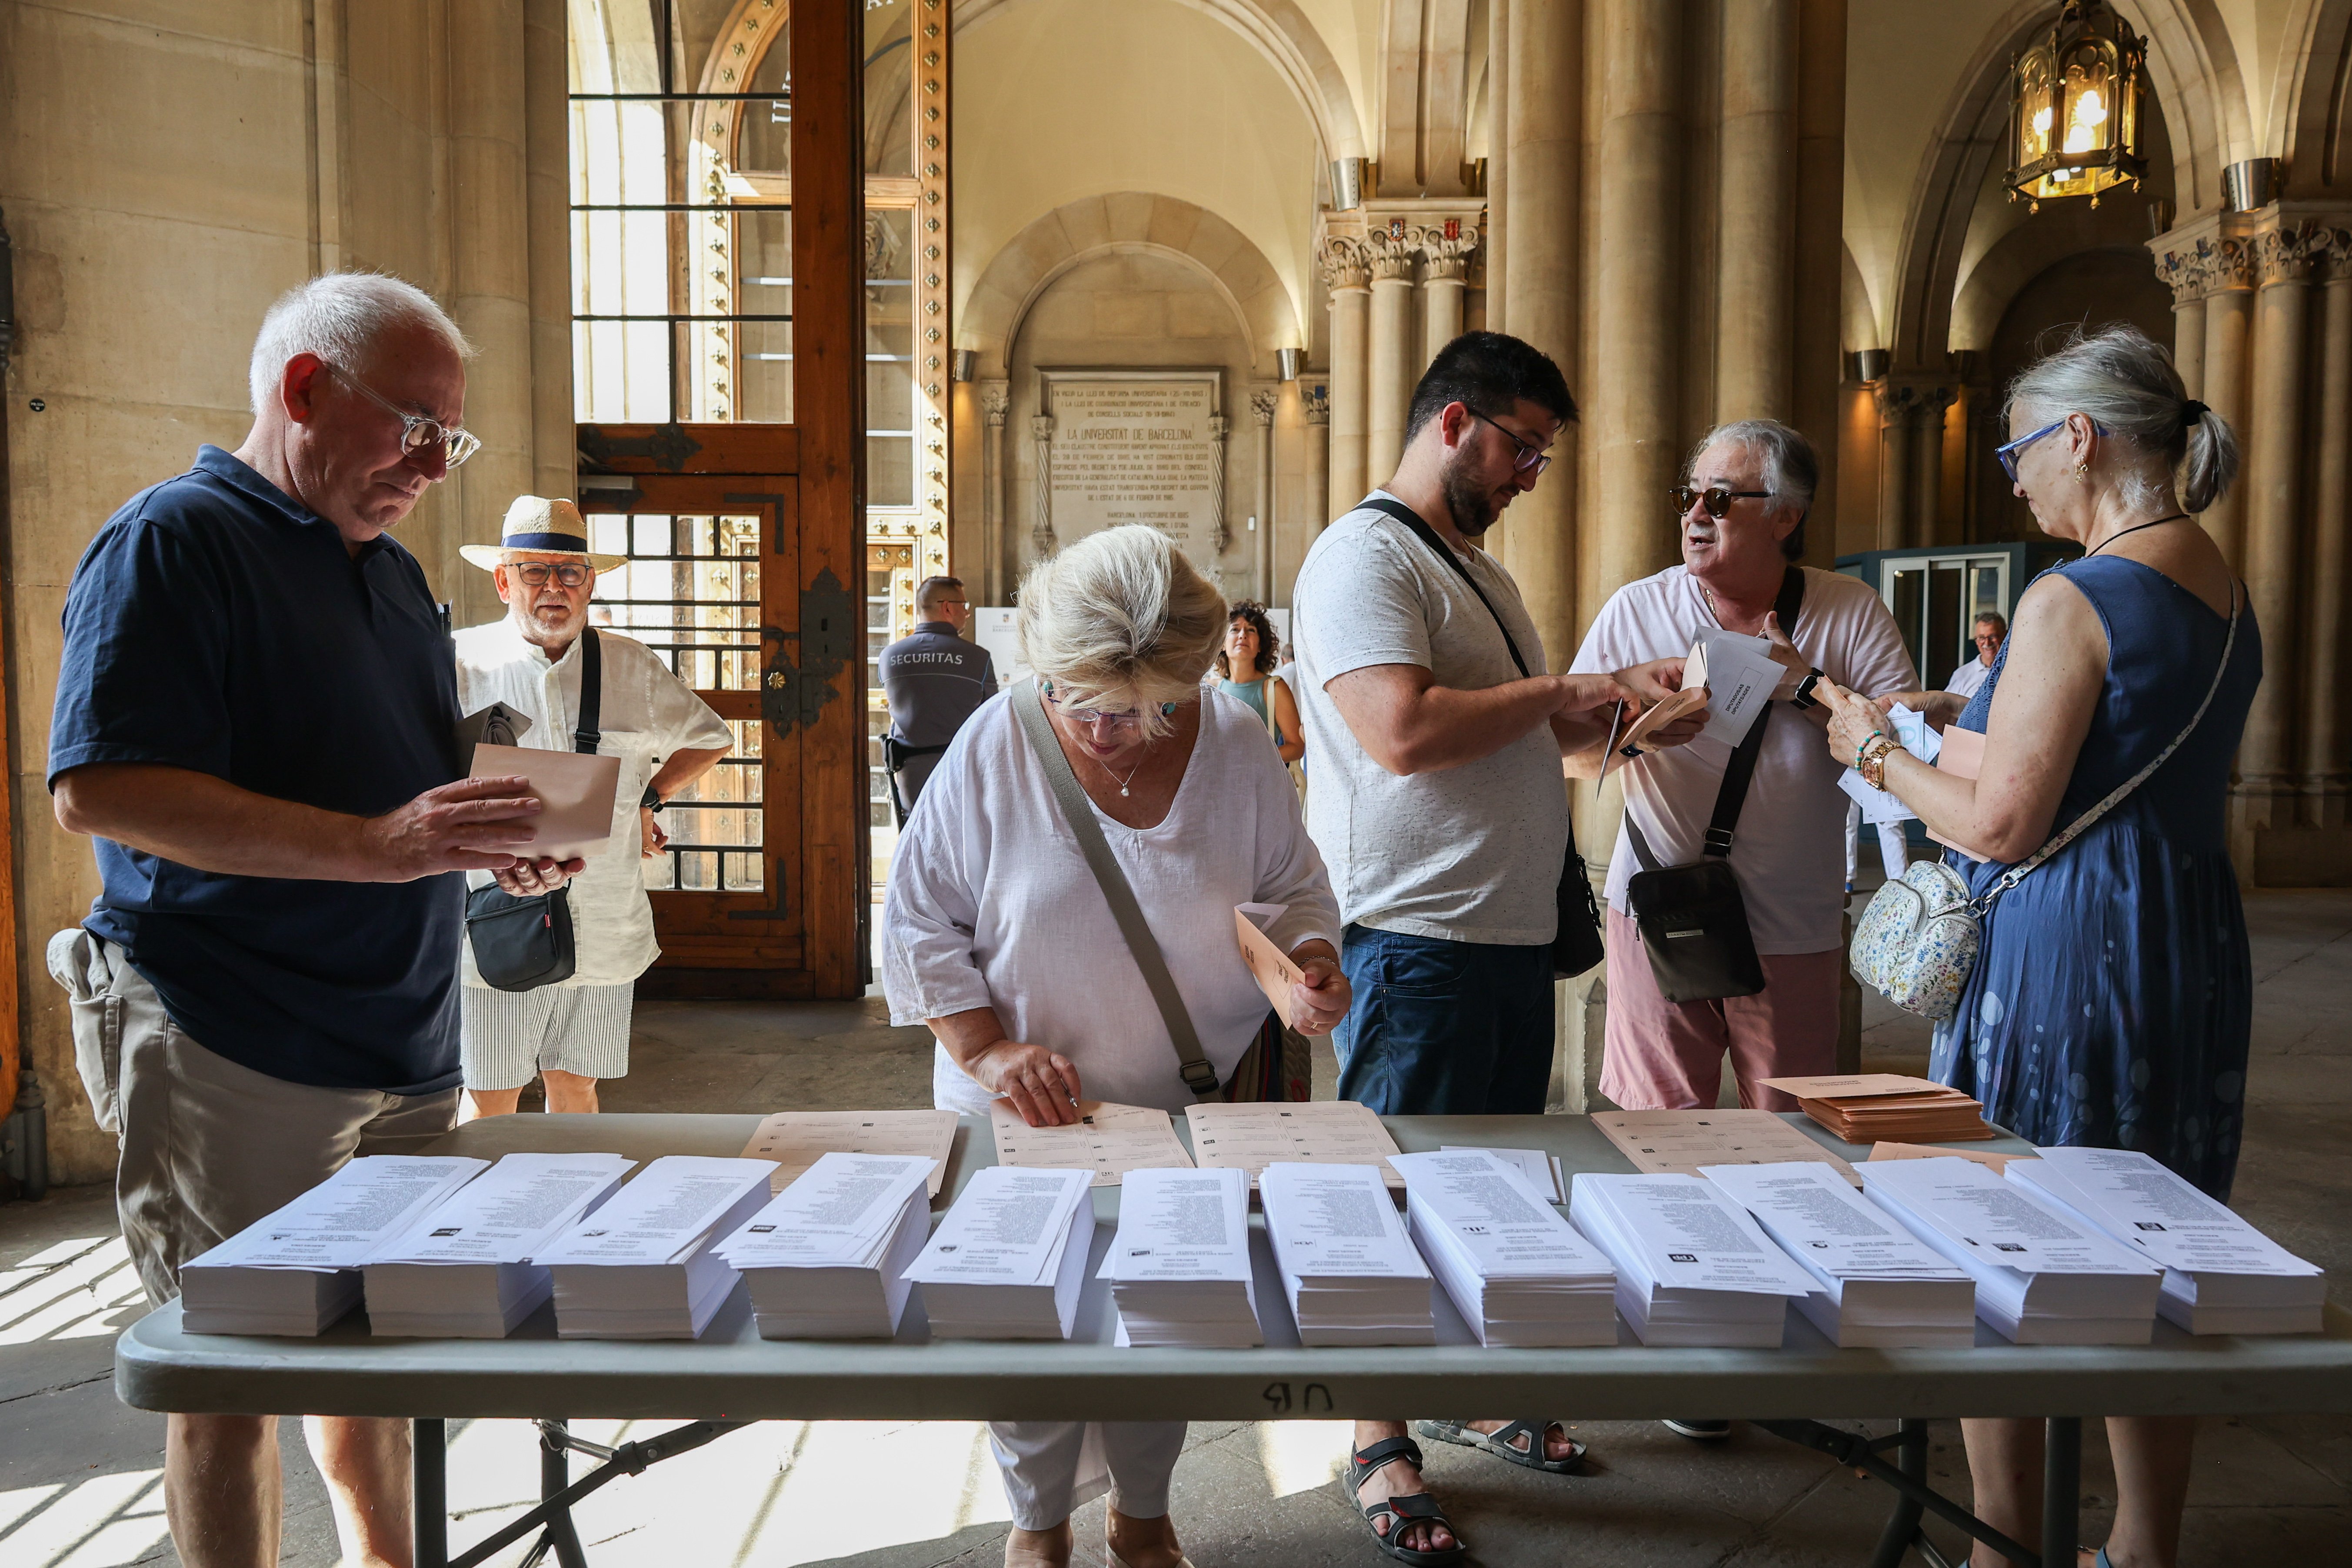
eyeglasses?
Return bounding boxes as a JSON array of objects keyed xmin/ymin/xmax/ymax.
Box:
[
  {"xmin": 1994, "ymin": 419, "xmax": 2089, "ymax": 483},
  {"xmin": 327, "ymin": 365, "xmax": 482, "ymax": 468},
  {"xmin": 1040, "ymin": 680, "xmax": 1177, "ymax": 728},
  {"xmin": 507, "ymin": 561, "xmax": 591, "ymax": 589},
  {"xmin": 1467, "ymin": 411, "xmax": 1552, "ymax": 477},
  {"xmin": 1672, "ymin": 484, "xmax": 1771, "ymax": 518}
]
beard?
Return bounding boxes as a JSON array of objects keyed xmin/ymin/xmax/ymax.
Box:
[{"xmin": 1439, "ymin": 450, "xmax": 1504, "ymax": 539}]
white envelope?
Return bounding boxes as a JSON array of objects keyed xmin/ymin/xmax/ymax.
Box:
[{"xmin": 469, "ymin": 742, "xmax": 623, "ymax": 860}]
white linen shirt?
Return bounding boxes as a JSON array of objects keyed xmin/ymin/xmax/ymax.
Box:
[
  {"xmin": 453, "ymin": 618, "xmax": 732, "ymax": 988},
  {"xmin": 1568, "ymin": 566, "xmax": 1917, "ymax": 954},
  {"xmin": 884, "ymin": 686, "xmax": 1343, "ymax": 1115}
]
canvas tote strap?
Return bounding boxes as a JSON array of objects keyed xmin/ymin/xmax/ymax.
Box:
[
  {"xmin": 1012, "ymin": 678, "xmax": 1220, "ymax": 1097},
  {"xmin": 1973, "ymin": 577, "xmax": 2243, "ymax": 912}
]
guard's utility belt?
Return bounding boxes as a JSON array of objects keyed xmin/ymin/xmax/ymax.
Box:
[{"xmin": 880, "ymin": 736, "xmax": 950, "ymax": 774}]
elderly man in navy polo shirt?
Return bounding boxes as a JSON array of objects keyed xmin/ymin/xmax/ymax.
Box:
[{"xmin": 46, "ymin": 272, "xmax": 576, "ymax": 1568}]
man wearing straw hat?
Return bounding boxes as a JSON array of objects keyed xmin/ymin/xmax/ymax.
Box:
[{"xmin": 453, "ymin": 496, "xmax": 733, "ymax": 1117}]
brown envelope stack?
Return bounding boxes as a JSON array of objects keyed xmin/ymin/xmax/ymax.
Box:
[{"xmin": 1756, "ymin": 1074, "xmax": 1995, "ymax": 1145}]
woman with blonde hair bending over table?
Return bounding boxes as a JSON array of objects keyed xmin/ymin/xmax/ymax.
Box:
[
  {"xmin": 884, "ymin": 524, "xmax": 1350, "ymax": 1568},
  {"xmin": 1815, "ymin": 323, "xmax": 2258, "ymax": 1568}
]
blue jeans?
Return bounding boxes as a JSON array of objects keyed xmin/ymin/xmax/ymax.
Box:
[{"xmin": 1333, "ymin": 923, "xmax": 1555, "ymax": 1115}]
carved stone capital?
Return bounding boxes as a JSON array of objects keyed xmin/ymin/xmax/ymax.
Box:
[
  {"xmin": 1209, "ymin": 413, "xmax": 1230, "ymax": 443},
  {"xmin": 1873, "ymin": 382, "xmax": 1919, "ymax": 425},
  {"xmin": 1416, "ymin": 225, "xmax": 1479, "ymax": 282},
  {"xmin": 1303, "ymin": 383, "xmax": 1330, "ymax": 426},
  {"xmin": 1317, "ymin": 235, "xmax": 1371, "ymax": 291},
  {"xmin": 980, "ymin": 383, "xmax": 1009, "ymax": 426},
  {"xmin": 1031, "ymin": 414, "xmax": 1055, "ymax": 439},
  {"xmin": 2253, "ymin": 223, "xmax": 2319, "ymax": 287},
  {"xmin": 2315, "ymin": 226, "xmax": 2352, "ymax": 284},
  {"xmin": 1366, "ymin": 230, "xmax": 1417, "ymax": 283},
  {"xmin": 1249, "ymin": 389, "xmax": 1278, "ymax": 426}
]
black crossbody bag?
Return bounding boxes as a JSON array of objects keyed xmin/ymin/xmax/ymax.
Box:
[
  {"xmin": 1619, "ymin": 566, "xmax": 1804, "ymax": 1003},
  {"xmin": 463, "ymin": 629, "xmax": 601, "ymax": 992},
  {"xmin": 1357, "ymin": 496, "xmax": 1606, "ymax": 978}
]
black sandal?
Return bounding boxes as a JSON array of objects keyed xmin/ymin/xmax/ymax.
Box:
[
  {"xmin": 1415, "ymin": 1418, "xmax": 1587, "ymax": 1475},
  {"xmin": 1339, "ymin": 1436, "xmax": 1468, "ymax": 1566}
]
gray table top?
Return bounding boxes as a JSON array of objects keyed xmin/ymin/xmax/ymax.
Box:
[{"xmin": 114, "ymin": 1111, "xmax": 2352, "ymax": 1422}]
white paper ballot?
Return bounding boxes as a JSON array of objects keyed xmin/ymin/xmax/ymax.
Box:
[
  {"xmin": 1568, "ymin": 1174, "xmax": 1815, "ymax": 1296},
  {"xmin": 1259, "ymin": 1163, "xmax": 1433, "ymax": 1346},
  {"xmin": 1703, "ymin": 1160, "xmax": 1976, "ymax": 1347},
  {"xmin": 1439, "ymin": 1145, "xmax": 1566, "ymax": 1204},
  {"xmin": 1390, "ymin": 1152, "xmax": 1610, "ymax": 1279},
  {"xmin": 904, "ymin": 1166, "xmax": 1096, "ymax": 1341},
  {"xmin": 1693, "ymin": 628, "xmax": 1783, "ymax": 746},
  {"xmin": 366, "ymin": 1153, "xmax": 635, "ymax": 1267},
  {"xmin": 1838, "ymin": 767, "xmax": 1915, "ymax": 825},
  {"xmin": 537, "ymin": 1157, "xmax": 779, "ymax": 1268},
  {"xmin": 719, "ymin": 1153, "xmax": 937, "ymax": 1267},
  {"xmin": 194, "ymin": 1157, "xmax": 490, "ymax": 1273},
  {"xmin": 1104, "ymin": 1167, "xmax": 1261, "ymax": 1348},
  {"xmin": 1889, "ymin": 702, "xmax": 1943, "ymax": 764}
]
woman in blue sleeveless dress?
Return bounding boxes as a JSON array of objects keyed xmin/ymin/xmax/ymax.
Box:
[{"xmin": 1817, "ymin": 325, "xmax": 2255, "ymax": 1568}]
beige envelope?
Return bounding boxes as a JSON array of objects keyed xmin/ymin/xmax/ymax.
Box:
[
  {"xmin": 1868, "ymin": 1141, "xmax": 2029, "ymax": 1173},
  {"xmin": 1235, "ymin": 903, "xmax": 1304, "ymax": 1027},
  {"xmin": 1755, "ymin": 1072, "xmax": 1952, "ymax": 1100},
  {"xmin": 469, "ymin": 742, "xmax": 623, "ymax": 860},
  {"xmin": 1925, "ymin": 726, "xmax": 1994, "ymax": 861},
  {"xmin": 1590, "ymin": 639, "xmax": 1712, "ymax": 779}
]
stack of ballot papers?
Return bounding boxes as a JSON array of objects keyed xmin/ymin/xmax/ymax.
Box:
[
  {"xmin": 714, "ymin": 1153, "xmax": 938, "ymax": 1339},
  {"xmin": 536, "ymin": 1156, "xmax": 775, "ymax": 1339},
  {"xmin": 2007, "ymin": 1148, "xmax": 2326, "ymax": 1335},
  {"xmin": 1568, "ymin": 1173, "xmax": 1816, "ymax": 1346},
  {"xmin": 1759, "ymin": 1074, "xmax": 1994, "ymax": 1144},
  {"xmin": 1858, "ymin": 1156, "xmax": 2161, "ymax": 1343},
  {"xmin": 1258, "ymin": 1163, "xmax": 1433, "ymax": 1345},
  {"xmin": 904, "ymin": 1166, "xmax": 1096, "ymax": 1340},
  {"xmin": 1700, "ymin": 1162, "xmax": 1976, "ymax": 1347},
  {"xmin": 1441, "ymin": 1145, "xmax": 1566, "ymax": 1202},
  {"xmin": 1391, "ymin": 1151, "xmax": 1616, "ymax": 1347},
  {"xmin": 1101, "ymin": 1166, "xmax": 1261, "ymax": 1347},
  {"xmin": 182, "ymin": 1156, "xmax": 487, "ymax": 1336},
  {"xmin": 362, "ymin": 1153, "xmax": 634, "ymax": 1337}
]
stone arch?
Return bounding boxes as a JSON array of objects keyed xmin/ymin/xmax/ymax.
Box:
[
  {"xmin": 961, "ymin": 193, "xmax": 1303, "ymax": 378},
  {"xmin": 953, "ymin": 0, "xmax": 1365, "ymax": 160},
  {"xmin": 1885, "ymin": 0, "xmax": 2238, "ymax": 375},
  {"xmin": 2275, "ymin": 0, "xmax": 2352, "ymax": 192}
]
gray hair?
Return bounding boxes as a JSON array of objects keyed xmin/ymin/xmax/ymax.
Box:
[
  {"xmin": 1692, "ymin": 418, "xmax": 1819, "ymax": 562},
  {"xmin": 247, "ymin": 272, "xmax": 474, "ymax": 416},
  {"xmin": 1015, "ymin": 525, "xmax": 1225, "ymax": 736},
  {"xmin": 2004, "ymin": 323, "xmax": 2239, "ymax": 513}
]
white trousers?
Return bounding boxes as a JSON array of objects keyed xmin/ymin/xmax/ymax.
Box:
[
  {"xmin": 986, "ymin": 1421, "xmax": 1187, "ymax": 1531},
  {"xmin": 1845, "ymin": 802, "xmax": 1910, "ymax": 884}
]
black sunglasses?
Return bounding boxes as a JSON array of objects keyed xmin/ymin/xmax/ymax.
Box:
[{"xmin": 1672, "ymin": 484, "xmax": 1771, "ymax": 518}]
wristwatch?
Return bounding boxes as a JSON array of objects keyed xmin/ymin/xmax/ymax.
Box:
[
  {"xmin": 640, "ymin": 785, "xmax": 665, "ymax": 812},
  {"xmin": 1790, "ymin": 668, "xmax": 1827, "ymax": 709}
]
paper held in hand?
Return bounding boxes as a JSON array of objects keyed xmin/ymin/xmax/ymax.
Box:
[
  {"xmin": 468, "ymin": 742, "xmax": 623, "ymax": 861},
  {"xmin": 988, "ymin": 1099, "xmax": 1194, "ymax": 1187},
  {"xmin": 1597, "ymin": 643, "xmax": 1711, "ymax": 779},
  {"xmin": 1591, "ymin": 1109, "xmax": 1859, "ymax": 1185},
  {"xmin": 1925, "ymin": 725, "xmax": 1995, "ymax": 862},
  {"xmin": 1235, "ymin": 904, "xmax": 1304, "ymax": 1027},
  {"xmin": 739, "ymin": 1109, "xmax": 959, "ymax": 1197},
  {"xmin": 1184, "ymin": 1100, "xmax": 1406, "ymax": 1188}
]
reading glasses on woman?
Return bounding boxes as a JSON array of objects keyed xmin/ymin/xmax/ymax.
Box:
[
  {"xmin": 328, "ymin": 363, "xmax": 483, "ymax": 467},
  {"xmin": 1038, "ymin": 678, "xmax": 1176, "ymax": 730}
]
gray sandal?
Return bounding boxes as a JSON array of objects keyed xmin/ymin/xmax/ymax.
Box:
[{"xmin": 1415, "ymin": 1418, "xmax": 1587, "ymax": 1475}]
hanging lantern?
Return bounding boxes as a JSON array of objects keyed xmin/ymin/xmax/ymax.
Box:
[{"xmin": 2004, "ymin": 1, "xmax": 2148, "ymax": 212}]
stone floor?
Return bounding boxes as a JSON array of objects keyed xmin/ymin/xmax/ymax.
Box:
[{"xmin": 2, "ymin": 887, "xmax": 2346, "ymax": 1567}]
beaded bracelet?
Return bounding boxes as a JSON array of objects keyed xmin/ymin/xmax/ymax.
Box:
[{"xmin": 1852, "ymin": 730, "xmax": 1886, "ymax": 770}]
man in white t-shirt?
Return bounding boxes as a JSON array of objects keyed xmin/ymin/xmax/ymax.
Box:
[
  {"xmin": 1944, "ymin": 610, "xmax": 2006, "ymax": 702},
  {"xmin": 1568, "ymin": 420, "xmax": 1916, "ymax": 1118}
]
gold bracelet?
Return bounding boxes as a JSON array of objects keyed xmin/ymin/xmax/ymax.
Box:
[{"xmin": 1858, "ymin": 735, "xmax": 1900, "ymax": 792}]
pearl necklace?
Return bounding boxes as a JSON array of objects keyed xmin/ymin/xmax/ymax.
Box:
[{"xmin": 1095, "ymin": 752, "xmax": 1147, "ymax": 797}]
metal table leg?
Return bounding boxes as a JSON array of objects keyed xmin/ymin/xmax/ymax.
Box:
[
  {"xmin": 2043, "ymin": 1416, "xmax": 2082, "ymax": 1568},
  {"xmin": 413, "ymin": 1418, "xmax": 449, "ymax": 1568},
  {"xmin": 1866, "ymin": 1418, "xmax": 1931, "ymax": 1568},
  {"xmin": 537, "ymin": 1418, "xmax": 591, "ymax": 1568}
]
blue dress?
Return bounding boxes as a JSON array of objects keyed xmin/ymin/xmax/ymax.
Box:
[{"xmin": 1931, "ymin": 556, "xmax": 2262, "ymax": 1199}]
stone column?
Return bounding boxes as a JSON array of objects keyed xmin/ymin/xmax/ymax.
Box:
[
  {"xmin": 2239, "ymin": 225, "xmax": 2313, "ymax": 825},
  {"xmin": 1589, "ymin": 0, "xmax": 1684, "ymax": 623},
  {"xmin": 1321, "ymin": 238, "xmax": 1371, "ymax": 512},
  {"xmin": 2199, "ymin": 238, "xmax": 2257, "ymax": 568},
  {"xmin": 1717, "ymin": 0, "xmax": 1799, "ymax": 420},
  {"xmin": 1251, "ymin": 390, "xmax": 1279, "ymax": 602},
  {"xmin": 1209, "ymin": 412, "xmax": 1232, "ymax": 592},
  {"xmin": 1304, "ymin": 383, "xmax": 1332, "ymax": 530},
  {"xmin": 1501, "ymin": 0, "xmax": 1581, "ymax": 665},
  {"xmin": 1913, "ymin": 386, "xmax": 1953, "ymax": 546},
  {"xmin": 1366, "ymin": 229, "xmax": 1418, "ymax": 483},
  {"xmin": 1030, "ymin": 414, "xmax": 1056, "ymax": 557},
  {"xmin": 2306, "ymin": 231, "xmax": 2352, "ymax": 826},
  {"xmin": 1874, "ymin": 382, "xmax": 1916, "ymax": 551},
  {"xmin": 523, "ymin": 0, "xmax": 573, "ymax": 504},
  {"xmin": 1791, "ymin": 0, "xmax": 1849, "ymax": 565},
  {"xmin": 1419, "ymin": 227, "xmax": 1474, "ymax": 368},
  {"xmin": 980, "ymin": 382, "xmax": 1009, "ymax": 603}
]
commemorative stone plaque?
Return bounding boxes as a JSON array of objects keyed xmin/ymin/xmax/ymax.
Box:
[{"xmin": 1042, "ymin": 373, "xmax": 1222, "ymax": 564}]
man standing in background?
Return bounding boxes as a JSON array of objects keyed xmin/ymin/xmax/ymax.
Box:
[
  {"xmin": 879, "ymin": 574, "xmax": 997, "ymax": 820},
  {"xmin": 1945, "ymin": 611, "xmax": 2007, "ymax": 702}
]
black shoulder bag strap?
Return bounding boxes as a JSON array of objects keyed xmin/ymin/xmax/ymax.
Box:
[
  {"xmin": 1359, "ymin": 496, "xmax": 1536, "ymax": 677},
  {"xmin": 1622, "ymin": 565, "xmax": 1803, "ymax": 872},
  {"xmin": 573, "ymin": 628, "xmax": 603, "ymax": 753}
]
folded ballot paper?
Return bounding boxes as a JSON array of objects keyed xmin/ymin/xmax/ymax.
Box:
[
  {"xmin": 536, "ymin": 1156, "xmax": 774, "ymax": 1339},
  {"xmin": 363, "ymin": 1152, "xmax": 635, "ymax": 1337},
  {"xmin": 1700, "ymin": 1161, "xmax": 1976, "ymax": 1347},
  {"xmin": 2007, "ymin": 1148, "xmax": 2326, "ymax": 1335},
  {"xmin": 715, "ymin": 1152, "xmax": 938, "ymax": 1340},
  {"xmin": 1568, "ymin": 1172, "xmax": 1815, "ymax": 1347},
  {"xmin": 1258, "ymin": 1163, "xmax": 1434, "ymax": 1345},
  {"xmin": 1390, "ymin": 1150, "xmax": 1617, "ymax": 1348},
  {"xmin": 1102, "ymin": 1166, "xmax": 1261, "ymax": 1348},
  {"xmin": 904, "ymin": 1165, "xmax": 1096, "ymax": 1340},
  {"xmin": 181, "ymin": 1155, "xmax": 488, "ymax": 1336},
  {"xmin": 1858, "ymin": 1156, "xmax": 2161, "ymax": 1344}
]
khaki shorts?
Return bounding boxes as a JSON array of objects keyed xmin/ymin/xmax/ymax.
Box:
[{"xmin": 48, "ymin": 929, "xmax": 460, "ymax": 1306}]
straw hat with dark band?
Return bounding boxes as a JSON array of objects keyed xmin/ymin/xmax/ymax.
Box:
[{"xmin": 459, "ymin": 496, "xmax": 627, "ymax": 573}]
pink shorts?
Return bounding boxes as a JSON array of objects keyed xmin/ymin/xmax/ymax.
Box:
[{"xmin": 1599, "ymin": 908, "xmax": 1842, "ymax": 1111}]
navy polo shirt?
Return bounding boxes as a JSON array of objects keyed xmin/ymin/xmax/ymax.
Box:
[{"xmin": 48, "ymin": 446, "xmax": 465, "ymax": 1095}]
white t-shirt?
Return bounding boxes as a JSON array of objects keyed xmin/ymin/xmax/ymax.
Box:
[
  {"xmin": 453, "ymin": 619, "xmax": 734, "ymax": 986},
  {"xmin": 1290, "ymin": 495, "xmax": 1565, "ymax": 945},
  {"xmin": 1568, "ymin": 566, "xmax": 1916, "ymax": 954},
  {"xmin": 1945, "ymin": 656, "xmax": 1992, "ymax": 702},
  {"xmin": 883, "ymin": 687, "xmax": 1342, "ymax": 1114}
]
